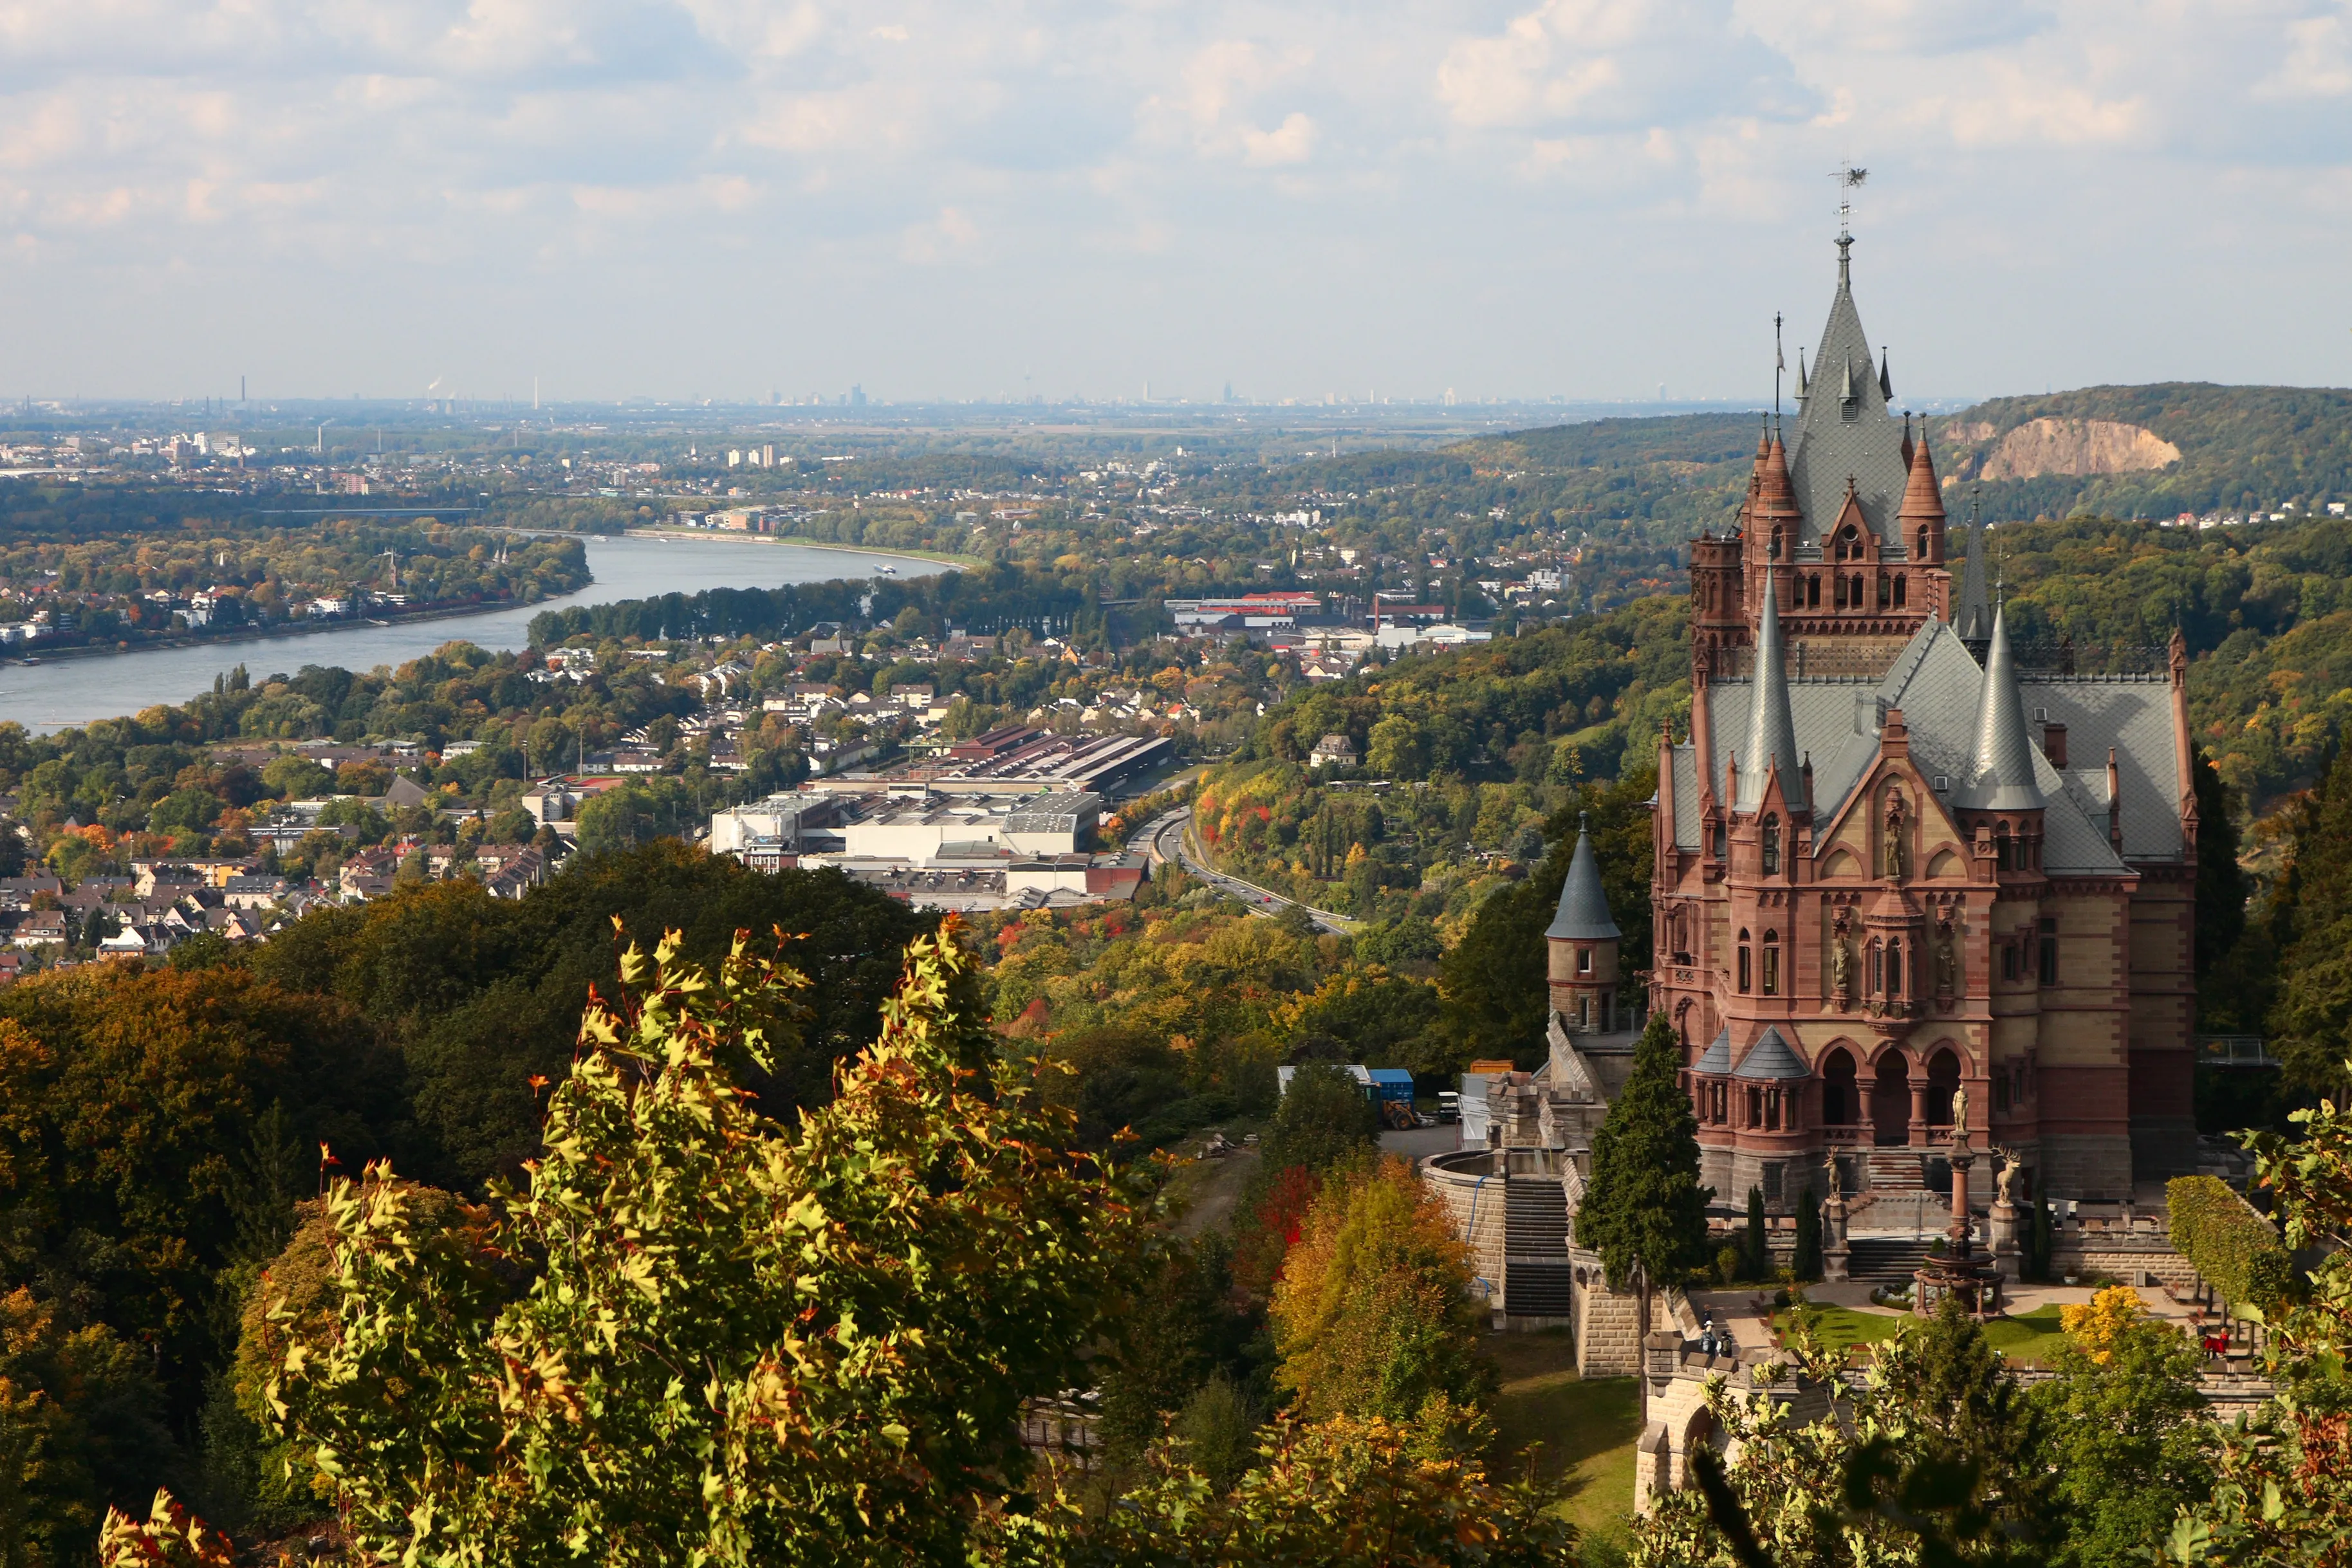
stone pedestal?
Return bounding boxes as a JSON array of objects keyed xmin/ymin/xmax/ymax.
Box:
[
  {"xmin": 1822, "ymin": 1194, "xmax": 1851, "ymax": 1282},
  {"xmin": 1988, "ymin": 1199, "xmax": 2021, "ymax": 1282},
  {"xmin": 1915, "ymin": 1147, "xmax": 2003, "ymax": 1318}
]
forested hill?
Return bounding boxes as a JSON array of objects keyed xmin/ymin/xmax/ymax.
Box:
[{"xmin": 1931, "ymin": 383, "xmax": 2352, "ymax": 523}]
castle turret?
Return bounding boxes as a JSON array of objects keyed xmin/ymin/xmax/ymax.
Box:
[{"xmin": 1547, "ymin": 813, "xmax": 1622, "ymax": 1033}]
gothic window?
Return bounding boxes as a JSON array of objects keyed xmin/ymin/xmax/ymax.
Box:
[
  {"xmin": 1887, "ymin": 937, "xmax": 1903, "ymax": 997},
  {"xmin": 1737, "ymin": 930, "xmax": 1752, "ymax": 993},
  {"xmin": 1714, "ymin": 821, "xmax": 1728, "ymax": 859},
  {"xmin": 1762, "ymin": 816, "xmax": 1781, "ymax": 875},
  {"xmin": 1868, "ymin": 939, "xmax": 1884, "ymax": 995},
  {"xmin": 1746, "ymin": 1085, "xmax": 1763, "ymax": 1126},
  {"xmin": 2001, "ymin": 942, "xmax": 2020, "ymax": 982},
  {"xmin": 2038, "ymin": 918, "xmax": 2059, "ymax": 985},
  {"xmin": 1770, "ymin": 526, "xmax": 1783, "ymax": 560},
  {"xmin": 1849, "ymin": 573, "xmax": 1865, "ymax": 606},
  {"xmin": 1893, "ymin": 576, "xmax": 1907, "ymax": 607},
  {"xmin": 1837, "ymin": 526, "xmax": 1860, "ymax": 562},
  {"xmin": 1878, "ymin": 574, "xmax": 1891, "ymax": 608},
  {"xmin": 1822, "ymin": 1047, "xmax": 1858, "ymax": 1124},
  {"xmin": 1762, "ymin": 931, "xmax": 1781, "ymax": 995},
  {"xmin": 1806, "ymin": 573, "xmax": 1822, "ymax": 607},
  {"xmin": 1916, "ymin": 526, "xmax": 1932, "ymax": 558},
  {"xmin": 1995, "ymin": 823, "xmax": 2014, "ymax": 871}
]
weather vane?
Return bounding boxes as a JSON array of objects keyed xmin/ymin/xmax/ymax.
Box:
[{"xmin": 1833, "ymin": 165, "xmax": 1868, "ymax": 239}]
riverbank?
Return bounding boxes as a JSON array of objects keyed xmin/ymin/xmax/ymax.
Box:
[
  {"xmin": 13, "ymin": 595, "xmax": 573, "ymax": 666},
  {"xmin": 619, "ymin": 527, "xmax": 983, "ymax": 569}
]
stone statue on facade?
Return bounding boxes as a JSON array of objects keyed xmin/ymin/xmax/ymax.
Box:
[
  {"xmin": 1951, "ymin": 1085, "xmax": 1970, "ymax": 1149},
  {"xmin": 1883, "ymin": 793, "xmax": 1906, "ymax": 879},
  {"xmin": 1830, "ymin": 934, "xmax": 1853, "ymax": 1003},
  {"xmin": 1935, "ymin": 919, "xmax": 1957, "ymax": 996}
]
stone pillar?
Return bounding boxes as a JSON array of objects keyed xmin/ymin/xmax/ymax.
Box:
[
  {"xmin": 1948, "ymin": 1151, "xmax": 1974, "ymax": 1257},
  {"xmin": 1822, "ymin": 1193, "xmax": 1851, "ymax": 1282},
  {"xmin": 1908, "ymin": 1076, "xmax": 1930, "ymax": 1145},
  {"xmin": 1989, "ymin": 1199, "xmax": 2021, "ymax": 1282}
]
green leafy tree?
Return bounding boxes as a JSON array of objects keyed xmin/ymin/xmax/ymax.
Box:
[
  {"xmin": 2030, "ymin": 1289, "xmax": 2212, "ymax": 1567},
  {"xmin": 0, "ymin": 1287, "xmax": 178, "ymax": 1565},
  {"xmin": 2268, "ymin": 744, "xmax": 2352, "ymax": 1096},
  {"xmin": 1575, "ymin": 1012, "xmax": 1712, "ymax": 1411},
  {"xmin": 1363, "ymin": 715, "xmax": 1426, "ymax": 779},
  {"xmin": 1633, "ymin": 1300, "xmax": 2055, "ymax": 1567},
  {"xmin": 261, "ymin": 925, "xmax": 1147, "ymax": 1565},
  {"xmin": 1261, "ymin": 1063, "xmax": 1378, "ymax": 1176}
]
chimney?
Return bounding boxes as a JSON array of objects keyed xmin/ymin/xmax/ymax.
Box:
[{"xmin": 2041, "ymin": 722, "xmax": 2068, "ymax": 769}]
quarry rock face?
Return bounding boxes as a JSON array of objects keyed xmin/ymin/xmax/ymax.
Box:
[{"xmin": 1977, "ymin": 417, "xmax": 2181, "ymax": 481}]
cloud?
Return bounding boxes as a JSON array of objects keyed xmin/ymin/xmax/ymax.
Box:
[{"xmin": 0, "ymin": 0, "xmax": 2342, "ymax": 398}]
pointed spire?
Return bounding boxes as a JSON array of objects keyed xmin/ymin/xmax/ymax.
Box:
[
  {"xmin": 1900, "ymin": 421, "xmax": 1945, "ymax": 524},
  {"xmin": 1736, "ymin": 569, "xmax": 1803, "ymax": 815},
  {"xmin": 1795, "ymin": 348, "xmax": 1809, "ymax": 399},
  {"xmin": 1546, "ymin": 811, "xmax": 1621, "ymax": 940},
  {"xmin": 1958, "ymin": 600, "xmax": 2044, "ymax": 811},
  {"xmin": 1878, "ymin": 347, "xmax": 1893, "ymax": 400},
  {"xmin": 1900, "ymin": 412, "xmax": 1914, "ymax": 469},
  {"xmin": 1952, "ymin": 491, "xmax": 1991, "ymax": 644}
]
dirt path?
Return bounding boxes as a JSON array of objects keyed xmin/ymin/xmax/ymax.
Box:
[{"xmin": 1171, "ymin": 1147, "xmax": 1261, "ymax": 1238}]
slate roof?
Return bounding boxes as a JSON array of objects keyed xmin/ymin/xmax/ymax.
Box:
[
  {"xmin": 1693, "ymin": 1027, "xmax": 1733, "ymax": 1074},
  {"xmin": 1952, "ymin": 603, "xmax": 2044, "ymax": 811},
  {"xmin": 1786, "ymin": 239, "xmax": 1912, "ymax": 551},
  {"xmin": 1733, "ymin": 1026, "xmax": 1810, "ymax": 1080},
  {"xmin": 1682, "ymin": 616, "xmax": 2176, "ymax": 875},
  {"xmin": 1734, "ymin": 572, "xmax": 1802, "ymax": 813},
  {"xmin": 1546, "ymin": 817, "xmax": 1622, "ymax": 941}
]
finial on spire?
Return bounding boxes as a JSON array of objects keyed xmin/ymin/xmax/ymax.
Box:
[
  {"xmin": 1774, "ymin": 312, "xmax": 1785, "ymax": 416},
  {"xmin": 1832, "ymin": 165, "xmax": 1867, "ymax": 286}
]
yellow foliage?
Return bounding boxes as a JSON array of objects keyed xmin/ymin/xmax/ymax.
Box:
[{"xmin": 2058, "ymin": 1284, "xmax": 2148, "ymax": 1364}]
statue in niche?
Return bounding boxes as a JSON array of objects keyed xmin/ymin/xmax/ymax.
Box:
[
  {"xmin": 1935, "ymin": 919, "xmax": 1957, "ymax": 995},
  {"xmin": 1882, "ymin": 793, "xmax": 1907, "ymax": 879},
  {"xmin": 1830, "ymin": 912, "xmax": 1854, "ymax": 1004}
]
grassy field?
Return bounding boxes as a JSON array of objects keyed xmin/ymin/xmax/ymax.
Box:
[
  {"xmin": 1484, "ymin": 1332, "xmax": 1642, "ymax": 1563},
  {"xmin": 1771, "ymin": 1302, "xmax": 2072, "ymax": 1365}
]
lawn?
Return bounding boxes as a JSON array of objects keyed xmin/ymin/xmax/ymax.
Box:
[
  {"xmin": 1484, "ymin": 1332, "xmax": 1641, "ymax": 1563},
  {"xmin": 1770, "ymin": 1302, "xmax": 2071, "ymax": 1365}
]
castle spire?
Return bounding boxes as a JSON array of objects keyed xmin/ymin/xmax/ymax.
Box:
[
  {"xmin": 1900, "ymin": 421, "xmax": 1945, "ymax": 525},
  {"xmin": 1546, "ymin": 812, "xmax": 1621, "ymax": 941},
  {"xmin": 1736, "ymin": 568, "xmax": 1802, "ymax": 815},
  {"xmin": 1958, "ymin": 599, "xmax": 2044, "ymax": 811},
  {"xmin": 1952, "ymin": 490, "xmax": 1991, "ymax": 649}
]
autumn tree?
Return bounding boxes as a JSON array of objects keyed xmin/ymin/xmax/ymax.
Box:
[{"xmin": 1270, "ymin": 1157, "xmax": 1492, "ymax": 1423}]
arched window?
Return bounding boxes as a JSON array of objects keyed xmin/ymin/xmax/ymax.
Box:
[
  {"xmin": 1887, "ymin": 937, "xmax": 1903, "ymax": 997},
  {"xmin": 1916, "ymin": 526, "xmax": 1931, "ymax": 558},
  {"xmin": 1877, "ymin": 573, "xmax": 1892, "ymax": 608},
  {"xmin": 1714, "ymin": 821, "xmax": 1728, "ymax": 860},
  {"xmin": 1893, "ymin": 576, "xmax": 1907, "ymax": 607},
  {"xmin": 1838, "ymin": 525, "xmax": 1860, "ymax": 562},
  {"xmin": 1737, "ymin": 930, "xmax": 1752, "ymax": 993},
  {"xmin": 1762, "ymin": 930, "xmax": 1781, "ymax": 996},
  {"xmin": 1868, "ymin": 939, "xmax": 1884, "ymax": 995},
  {"xmin": 1761, "ymin": 816, "xmax": 1781, "ymax": 875},
  {"xmin": 1995, "ymin": 822, "xmax": 2014, "ymax": 871},
  {"xmin": 1806, "ymin": 573, "xmax": 1822, "ymax": 607},
  {"xmin": 1770, "ymin": 526, "xmax": 1783, "ymax": 560}
]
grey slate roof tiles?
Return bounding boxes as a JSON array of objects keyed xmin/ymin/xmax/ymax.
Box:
[{"xmin": 1546, "ymin": 817, "xmax": 1622, "ymax": 941}]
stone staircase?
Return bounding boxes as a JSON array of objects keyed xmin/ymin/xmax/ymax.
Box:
[
  {"xmin": 1503, "ymin": 1177, "xmax": 1575, "ymax": 1318},
  {"xmin": 1846, "ymin": 1235, "xmax": 1937, "ymax": 1285}
]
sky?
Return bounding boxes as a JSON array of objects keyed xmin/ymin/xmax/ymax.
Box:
[{"xmin": 3, "ymin": 0, "xmax": 2348, "ymax": 407}]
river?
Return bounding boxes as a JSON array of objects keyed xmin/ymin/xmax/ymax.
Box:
[{"xmin": 0, "ymin": 535, "xmax": 949, "ymax": 734}]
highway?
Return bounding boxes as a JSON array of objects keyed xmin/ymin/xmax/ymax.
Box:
[{"xmin": 1129, "ymin": 807, "xmax": 1355, "ymax": 935}]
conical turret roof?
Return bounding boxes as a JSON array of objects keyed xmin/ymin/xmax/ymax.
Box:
[
  {"xmin": 1900, "ymin": 424, "xmax": 1945, "ymax": 522},
  {"xmin": 1546, "ymin": 813, "xmax": 1620, "ymax": 941},
  {"xmin": 1952, "ymin": 506, "xmax": 1991, "ymax": 642},
  {"xmin": 1736, "ymin": 569, "xmax": 1803, "ymax": 814},
  {"xmin": 1956, "ymin": 601, "xmax": 2044, "ymax": 811}
]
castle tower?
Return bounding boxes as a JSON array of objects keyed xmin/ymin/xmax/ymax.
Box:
[{"xmin": 1547, "ymin": 813, "xmax": 1622, "ymax": 1033}]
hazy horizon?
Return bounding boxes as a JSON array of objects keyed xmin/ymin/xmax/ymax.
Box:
[{"xmin": 3, "ymin": 1, "xmax": 2346, "ymax": 406}]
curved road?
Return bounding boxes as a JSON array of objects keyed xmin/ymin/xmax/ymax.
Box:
[{"xmin": 1129, "ymin": 807, "xmax": 1354, "ymax": 935}]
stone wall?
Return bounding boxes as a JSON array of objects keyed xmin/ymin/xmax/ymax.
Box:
[{"xmin": 1421, "ymin": 1151, "xmax": 1507, "ymax": 1311}]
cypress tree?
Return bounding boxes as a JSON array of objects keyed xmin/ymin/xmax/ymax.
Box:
[
  {"xmin": 1743, "ymin": 1185, "xmax": 1770, "ymax": 1281},
  {"xmin": 1577, "ymin": 1013, "xmax": 1713, "ymax": 1416},
  {"xmin": 2028, "ymin": 1194, "xmax": 2053, "ymax": 1282},
  {"xmin": 1792, "ymin": 1188, "xmax": 1822, "ymax": 1282}
]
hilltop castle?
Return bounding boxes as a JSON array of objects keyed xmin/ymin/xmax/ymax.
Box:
[{"xmin": 1558, "ymin": 232, "xmax": 2199, "ymax": 1208}]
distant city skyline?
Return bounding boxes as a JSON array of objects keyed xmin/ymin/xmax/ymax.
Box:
[{"xmin": 1, "ymin": 1, "xmax": 2346, "ymax": 405}]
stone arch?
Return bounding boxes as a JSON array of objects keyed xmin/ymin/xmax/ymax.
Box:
[
  {"xmin": 1819, "ymin": 1042, "xmax": 1861, "ymax": 1125},
  {"xmin": 1822, "ymin": 846, "xmax": 1859, "ymax": 878},
  {"xmin": 1925, "ymin": 1044, "xmax": 1963, "ymax": 1127},
  {"xmin": 1869, "ymin": 1047, "xmax": 1913, "ymax": 1145},
  {"xmin": 1927, "ymin": 847, "xmax": 1959, "ymax": 879},
  {"xmin": 1679, "ymin": 1404, "xmax": 1725, "ymax": 1488}
]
